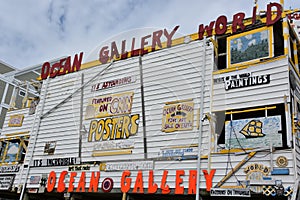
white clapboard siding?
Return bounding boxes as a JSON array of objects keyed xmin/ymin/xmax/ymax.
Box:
[
  {"xmin": 81, "ymin": 56, "xmax": 144, "ymax": 162},
  {"xmin": 142, "ymin": 40, "xmax": 213, "ymax": 160}
]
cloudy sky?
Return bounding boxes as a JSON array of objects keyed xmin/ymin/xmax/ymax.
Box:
[{"xmin": 0, "ymin": 0, "xmax": 299, "ymax": 69}]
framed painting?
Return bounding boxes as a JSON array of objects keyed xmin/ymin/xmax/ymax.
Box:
[{"xmin": 227, "ymin": 26, "xmax": 273, "ymax": 68}]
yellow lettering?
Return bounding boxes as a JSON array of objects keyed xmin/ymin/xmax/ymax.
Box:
[
  {"xmin": 104, "ymin": 118, "xmax": 112, "ymax": 139},
  {"xmin": 95, "ymin": 120, "xmax": 104, "ymax": 141},
  {"xmin": 88, "ymin": 120, "xmax": 97, "ymax": 142},
  {"xmin": 130, "ymin": 114, "xmax": 139, "ymax": 135},
  {"xmin": 122, "ymin": 115, "xmax": 130, "ymax": 138},
  {"xmin": 88, "ymin": 114, "xmax": 140, "ymax": 142}
]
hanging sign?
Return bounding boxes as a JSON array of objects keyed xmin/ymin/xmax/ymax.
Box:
[
  {"xmin": 224, "ymin": 74, "xmax": 270, "ymax": 90},
  {"xmin": 210, "ymin": 188, "xmax": 251, "ymax": 197},
  {"xmin": 91, "ymin": 75, "xmax": 136, "ymax": 91},
  {"xmin": 0, "ymin": 165, "xmax": 20, "ymax": 173},
  {"xmin": 100, "ymin": 160, "xmax": 154, "ymax": 171},
  {"xmin": 85, "ymin": 92, "xmax": 134, "ymax": 119},
  {"xmin": 0, "ymin": 175, "xmax": 15, "ymax": 190},
  {"xmin": 8, "ymin": 114, "xmax": 24, "ymax": 127},
  {"xmin": 162, "ymin": 101, "xmax": 194, "ymax": 132},
  {"xmin": 41, "ymin": 52, "xmax": 83, "ymax": 80},
  {"xmin": 32, "ymin": 157, "xmax": 79, "ymax": 167}
]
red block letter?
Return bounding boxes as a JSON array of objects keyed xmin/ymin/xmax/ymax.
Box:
[
  {"xmin": 198, "ymin": 21, "xmax": 215, "ymax": 40},
  {"xmin": 148, "ymin": 170, "xmax": 158, "ymax": 194},
  {"xmin": 232, "ymin": 12, "xmax": 245, "ymax": 33},
  {"xmin": 121, "ymin": 170, "xmax": 131, "ymax": 193},
  {"xmin": 175, "ymin": 170, "xmax": 185, "ymax": 194},
  {"xmin": 57, "ymin": 171, "xmax": 68, "ymax": 193},
  {"xmin": 47, "ymin": 171, "xmax": 56, "ymax": 192},
  {"xmin": 266, "ymin": 2, "xmax": 282, "ymax": 26},
  {"xmin": 188, "ymin": 170, "xmax": 197, "ymax": 194},
  {"xmin": 202, "ymin": 169, "xmax": 216, "ymax": 191},
  {"xmin": 133, "ymin": 171, "xmax": 144, "ymax": 193},
  {"xmin": 89, "ymin": 172, "xmax": 100, "ymax": 192},
  {"xmin": 160, "ymin": 170, "xmax": 170, "ymax": 194},
  {"xmin": 76, "ymin": 172, "xmax": 86, "ymax": 192},
  {"xmin": 68, "ymin": 172, "xmax": 77, "ymax": 192}
]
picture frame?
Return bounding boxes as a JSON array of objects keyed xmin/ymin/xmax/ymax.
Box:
[
  {"xmin": 227, "ymin": 26, "xmax": 273, "ymax": 68},
  {"xmin": 8, "ymin": 114, "xmax": 24, "ymax": 127}
]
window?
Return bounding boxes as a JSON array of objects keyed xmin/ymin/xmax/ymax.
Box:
[
  {"xmin": 216, "ymin": 104, "xmax": 287, "ymax": 150},
  {"xmin": 215, "ymin": 20, "xmax": 284, "ymax": 70}
]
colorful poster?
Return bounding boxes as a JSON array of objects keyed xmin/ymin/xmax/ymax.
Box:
[
  {"xmin": 225, "ymin": 116, "xmax": 282, "ymax": 149},
  {"xmin": 85, "ymin": 92, "xmax": 134, "ymax": 119},
  {"xmin": 162, "ymin": 101, "xmax": 194, "ymax": 132}
]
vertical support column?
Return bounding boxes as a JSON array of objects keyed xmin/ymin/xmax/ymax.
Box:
[
  {"xmin": 138, "ymin": 56, "xmax": 148, "ymax": 159},
  {"xmin": 196, "ymin": 39, "xmax": 207, "ymax": 200},
  {"xmin": 281, "ymin": 2, "xmax": 289, "ymax": 56}
]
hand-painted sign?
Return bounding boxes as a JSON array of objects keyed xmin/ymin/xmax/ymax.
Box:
[
  {"xmin": 210, "ymin": 188, "xmax": 250, "ymax": 197},
  {"xmin": 93, "ymin": 140, "xmax": 134, "ymax": 151},
  {"xmin": 0, "ymin": 165, "xmax": 20, "ymax": 173},
  {"xmin": 0, "ymin": 175, "xmax": 15, "ymax": 190},
  {"xmin": 88, "ymin": 114, "xmax": 139, "ymax": 142},
  {"xmin": 91, "ymin": 76, "xmax": 136, "ymax": 91},
  {"xmin": 100, "ymin": 160, "xmax": 154, "ymax": 171},
  {"xmin": 225, "ymin": 116, "xmax": 282, "ymax": 149},
  {"xmin": 159, "ymin": 148, "xmax": 194, "ymax": 157},
  {"xmin": 244, "ymin": 164, "xmax": 270, "ymax": 193},
  {"xmin": 85, "ymin": 92, "xmax": 134, "ymax": 119},
  {"xmin": 224, "ymin": 74, "xmax": 270, "ymax": 90},
  {"xmin": 8, "ymin": 114, "xmax": 24, "ymax": 127},
  {"xmin": 162, "ymin": 101, "xmax": 194, "ymax": 132},
  {"xmin": 93, "ymin": 3, "xmax": 282, "ymax": 65},
  {"xmin": 32, "ymin": 157, "xmax": 79, "ymax": 167},
  {"xmin": 41, "ymin": 52, "xmax": 83, "ymax": 80},
  {"xmin": 46, "ymin": 169, "xmax": 215, "ymax": 194},
  {"xmin": 68, "ymin": 165, "xmax": 90, "ymax": 171}
]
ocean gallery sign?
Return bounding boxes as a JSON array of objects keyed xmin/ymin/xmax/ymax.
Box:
[
  {"xmin": 97, "ymin": 3, "xmax": 282, "ymax": 64},
  {"xmin": 41, "ymin": 52, "xmax": 83, "ymax": 80},
  {"xmin": 46, "ymin": 169, "xmax": 216, "ymax": 194}
]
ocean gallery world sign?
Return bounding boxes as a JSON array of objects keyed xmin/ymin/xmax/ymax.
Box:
[
  {"xmin": 40, "ymin": 3, "xmax": 283, "ymax": 80},
  {"xmin": 97, "ymin": 3, "xmax": 282, "ymax": 64}
]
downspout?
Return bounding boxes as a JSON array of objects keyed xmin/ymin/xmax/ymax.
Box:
[
  {"xmin": 19, "ymin": 76, "xmax": 50, "ymax": 200},
  {"xmin": 196, "ymin": 39, "xmax": 207, "ymax": 200}
]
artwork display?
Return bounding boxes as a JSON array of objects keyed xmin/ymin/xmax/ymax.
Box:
[
  {"xmin": 225, "ymin": 116, "xmax": 282, "ymax": 149},
  {"xmin": 227, "ymin": 27, "xmax": 273, "ymax": 68}
]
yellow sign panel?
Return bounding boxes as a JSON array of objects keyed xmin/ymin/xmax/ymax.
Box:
[
  {"xmin": 8, "ymin": 114, "xmax": 24, "ymax": 127},
  {"xmin": 162, "ymin": 101, "xmax": 194, "ymax": 132},
  {"xmin": 85, "ymin": 92, "xmax": 134, "ymax": 119}
]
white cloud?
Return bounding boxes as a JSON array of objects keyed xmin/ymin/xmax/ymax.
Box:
[{"xmin": 0, "ymin": 0, "xmax": 299, "ymax": 69}]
